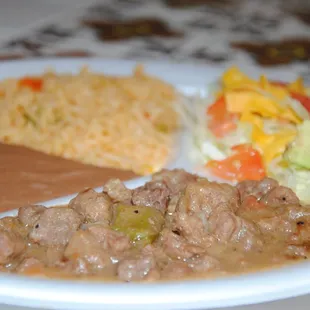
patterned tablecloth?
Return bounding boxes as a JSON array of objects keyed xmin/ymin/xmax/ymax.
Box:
[{"xmin": 0, "ymin": 0, "xmax": 309, "ymax": 79}]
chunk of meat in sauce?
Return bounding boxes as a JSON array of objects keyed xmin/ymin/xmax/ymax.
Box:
[
  {"xmin": 188, "ymin": 253, "xmax": 221, "ymax": 273},
  {"xmin": 238, "ymin": 204, "xmax": 310, "ymax": 244},
  {"xmin": 30, "ymin": 207, "xmax": 82, "ymax": 246},
  {"xmin": 64, "ymin": 230, "xmax": 113, "ymax": 275},
  {"xmin": 117, "ymin": 255, "xmax": 160, "ymax": 282},
  {"xmin": 172, "ymin": 212, "xmax": 214, "ymax": 247},
  {"xmin": 161, "ymin": 261, "xmax": 192, "ymax": 279},
  {"xmin": 159, "ymin": 229, "xmax": 205, "ymax": 259},
  {"xmin": 46, "ymin": 246, "xmax": 65, "ymax": 267},
  {"xmin": 22, "ymin": 242, "xmax": 65, "ymax": 268},
  {"xmin": 167, "ymin": 195, "xmax": 179, "ymax": 215},
  {"xmin": 18, "ymin": 205, "xmax": 46, "ymax": 227},
  {"xmin": 69, "ymin": 189, "xmax": 112, "ymax": 223},
  {"xmin": 86, "ymin": 224, "xmax": 131, "ymax": 253},
  {"xmin": 17, "ymin": 257, "xmax": 45, "ymax": 274},
  {"xmin": 260, "ymin": 186, "xmax": 299, "ymax": 206},
  {"xmin": 208, "ymin": 211, "xmax": 264, "ymax": 251},
  {"xmin": 172, "ymin": 180, "xmax": 242, "ymax": 248},
  {"xmin": 152, "ymin": 169, "xmax": 197, "ymax": 195},
  {"xmin": 103, "ymin": 179, "xmax": 132, "ymax": 203},
  {"xmin": 177, "ymin": 180, "xmax": 240, "ymax": 215},
  {"xmin": 0, "ymin": 216, "xmax": 29, "ymax": 238},
  {"xmin": 141, "ymin": 244, "xmax": 170, "ymax": 269},
  {"xmin": 0, "ymin": 230, "xmax": 25, "ymax": 264},
  {"xmin": 164, "ymin": 195, "xmax": 180, "ymax": 230},
  {"xmin": 285, "ymin": 245, "xmax": 309, "ymax": 259},
  {"xmin": 132, "ymin": 181, "xmax": 170, "ymax": 213},
  {"xmin": 256, "ymin": 211, "xmax": 295, "ymax": 240},
  {"xmin": 294, "ymin": 222, "xmax": 310, "ymax": 245},
  {"xmin": 237, "ymin": 178, "xmax": 278, "ymax": 202},
  {"xmin": 274, "ymin": 207, "xmax": 310, "ymax": 244}
]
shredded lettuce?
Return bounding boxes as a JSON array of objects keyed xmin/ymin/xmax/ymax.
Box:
[
  {"xmin": 263, "ymin": 118, "xmax": 295, "ymax": 134},
  {"xmin": 289, "ymin": 98, "xmax": 310, "ymax": 121},
  {"xmin": 285, "ymin": 120, "xmax": 310, "ymax": 169},
  {"xmin": 268, "ymin": 159, "xmax": 310, "ymax": 205},
  {"xmin": 286, "ymin": 169, "xmax": 310, "ymax": 205},
  {"xmin": 220, "ymin": 122, "xmax": 252, "ymax": 148},
  {"xmin": 192, "ymin": 128, "xmax": 226, "ymax": 161}
]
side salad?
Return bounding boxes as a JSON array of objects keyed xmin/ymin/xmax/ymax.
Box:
[{"xmin": 184, "ymin": 67, "xmax": 310, "ymax": 204}]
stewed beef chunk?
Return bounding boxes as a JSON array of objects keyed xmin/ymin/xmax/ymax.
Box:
[
  {"xmin": 87, "ymin": 224, "xmax": 131, "ymax": 252},
  {"xmin": 161, "ymin": 261, "xmax": 192, "ymax": 279},
  {"xmin": 188, "ymin": 253, "xmax": 220, "ymax": 273},
  {"xmin": 30, "ymin": 207, "xmax": 82, "ymax": 246},
  {"xmin": 64, "ymin": 230, "xmax": 113, "ymax": 275},
  {"xmin": 237, "ymin": 178, "xmax": 279, "ymax": 202},
  {"xmin": 132, "ymin": 181, "xmax": 170, "ymax": 213},
  {"xmin": 176, "ymin": 179, "xmax": 240, "ymax": 214},
  {"xmin": 18, "ymin": 205, "xmax": 46, "ymax": 227},
  {"xmin": 103, "ymin": 179, "xmax": 132, "ymax": 203},
  {"xmin": 208, "ymin": 211, "xmax": 264, "ymax": 251},
  {"xmin": 0, "ymin": 230, "xmax": 25, "ymax": 264},
  {"xmin": 159, "ymin": 229, "xmax": 205, "ymax": 259},
  {"xmin": 260, "ymin": 186, "xmax": 300, "ymax": 206},
  {"xmin": 0, "ymin": 216, "xmax": 29, "ymax": 238},
  {"xmin": 152, "ymin": 169, "xmax": 197, "ymax": 195},
  {"xmin": 69, "ymin": 189, "xmax": 112, "ymax": 223},
  {"xmin": 117, "ymin": 255, "xmax": 160, "ymax": 282}
]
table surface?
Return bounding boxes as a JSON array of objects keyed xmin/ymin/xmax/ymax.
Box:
[
  {"xmin": 0, "ymin": 1, "xmax": 310, "ymax": 309},
  {"xmin": 0, "ymin": 0, "xmax": 309, "ymax": 78}
]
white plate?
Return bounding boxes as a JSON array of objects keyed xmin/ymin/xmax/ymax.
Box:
[{"xmin": 0, "ymin": 58, "xmax": 308, "ymax": 310}]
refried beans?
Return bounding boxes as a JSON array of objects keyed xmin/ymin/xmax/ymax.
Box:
[{"xmin": 0, "ymin": 143, "xmax": 136, "ymax": 211}]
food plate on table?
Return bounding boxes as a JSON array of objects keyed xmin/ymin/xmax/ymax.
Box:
[{"xmin": 0, "ymin": 59, "xmax": 310, "ymax": 310}]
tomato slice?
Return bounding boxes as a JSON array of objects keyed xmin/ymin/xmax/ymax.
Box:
[
  {"xmin": 19, "ymin": 77, "xmax": 43, "ymax": 92},
  {"xmin": 207, "ymin": 96, "xmax": 238, "ymax": 138},
  {"xmin": 207, "ymin": 96, "xmax": 226, "ymax": 118},
  {"xmin": 290, "ymin": 92, "xmax": 310, "ymax": 113},
  {"xmin": 206, "ymin": 144, "xmax": 266, "ymax": 182},
  {"xmin": 270, "ymin": 80, "xmax": 310, "ymax": 113}
]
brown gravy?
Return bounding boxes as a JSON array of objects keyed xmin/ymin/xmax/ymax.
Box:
[{"xmin": 18, "ymin": 233, "xmax": 306, "ymax": 282}]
